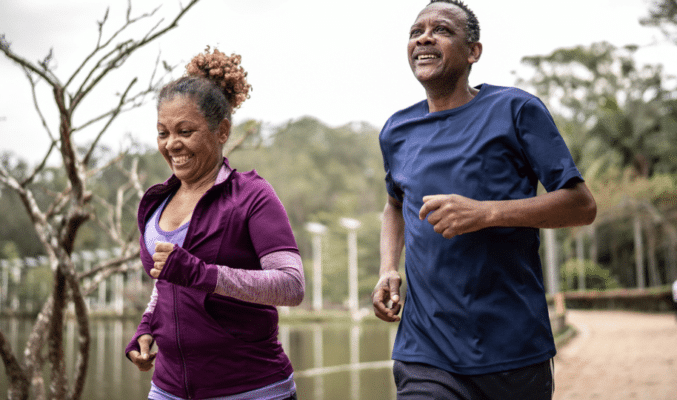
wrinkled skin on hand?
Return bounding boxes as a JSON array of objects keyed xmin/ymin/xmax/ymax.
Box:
[
  {"xmin": 128, "ymin": 334, "xmax": 157, "ymax": 372},
  {"xmin": 372, "ymin": 270, "xmax": 402, "ymax": 322}
]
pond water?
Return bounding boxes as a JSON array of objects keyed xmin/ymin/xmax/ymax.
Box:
[{"xmin": 0, "ymin": 317, "xmax": 398, "ymax": 399}]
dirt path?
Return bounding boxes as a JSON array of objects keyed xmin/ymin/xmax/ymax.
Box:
[{"xmin": 554, "ymin": 310, "xmax": 677, "ymax": 399}]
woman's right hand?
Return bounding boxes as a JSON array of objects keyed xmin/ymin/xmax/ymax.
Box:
[{"xmin": 128, "ymin": 334, "xmax": 157, "ymax": 371}]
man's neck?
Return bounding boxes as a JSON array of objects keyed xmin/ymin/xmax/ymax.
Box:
[{"xmin": 424, "ymin": 80, "xmax": 479, "ymax": 113}]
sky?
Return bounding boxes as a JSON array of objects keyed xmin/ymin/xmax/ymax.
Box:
[{"xmin": 0, "ymin": 0, "xmax": 675, "ymax": 164}]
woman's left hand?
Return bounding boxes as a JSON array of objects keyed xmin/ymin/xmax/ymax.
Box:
[{"xmin": 151, "ymin": 242, "xmax": 175, "ymax": 278}]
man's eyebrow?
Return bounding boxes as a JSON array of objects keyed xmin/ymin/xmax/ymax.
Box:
[{"xmin": 410, "ymin": 17, "xmax": 454, "ymax": 28}]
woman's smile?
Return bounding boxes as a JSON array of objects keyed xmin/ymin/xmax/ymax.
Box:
[{"xmin": 171, "ymin": 155, "xmax": 193, "ymax": 166}]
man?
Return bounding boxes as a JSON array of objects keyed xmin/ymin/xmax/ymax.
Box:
[{"xmin": 371, "ymin": 1, "xmax": 597, "ymax": 399}]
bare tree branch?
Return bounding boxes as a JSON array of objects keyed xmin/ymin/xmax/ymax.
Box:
[
  {"xmin": 82, "ymin": 78, "xmax": 137, "ymax": 166},
  {"xmin": 224, "ymin": 122, "xmax": 262, "ymax": 156},
  {"xmin": 78, "ymin": 250, "xmax": 140, "ymax": 284},
  {"xmin": 74, "ymin": 52, "xmax": 168, "ymax": 134},
  {"xmin": 0, "ymin": 328, "xmax": 29, "ymax": 400},
  {"xmin": 71, "ymin": 1, "xmax": 196, "ymax": 111},
  {"xmin": 73, "ymin": 90, "xmax": 146, "ymax": 133},
  {"xmin": 65, "ymin": 3, "xmax": 159, "ymax": 90},
  {"xmin": 0, "ymin": 164, "xmax": 53, "ymax": 244},
  {"xmin": 45, "ymin": 189, "xmax": 72, "ymax": 221},
  {"xmin": 23, "ymin": 67, "xmax": 56, "ymax": 142},
  {"xmin": 22, "ymin": 140, "xmax": 57, "ymax": 187},
  {"xmin": 0, "ymin": 36, "xmax": 60, "ymax": 87}
]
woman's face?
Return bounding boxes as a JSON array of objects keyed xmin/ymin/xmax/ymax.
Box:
[{"xmin": 156, "ymin": 96, "xmax": 229, "ymax": 186}]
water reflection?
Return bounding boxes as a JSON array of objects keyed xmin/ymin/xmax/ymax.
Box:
[{"xmin": 0, "ymin": 318, "xmax": 398, "ymax": 399}]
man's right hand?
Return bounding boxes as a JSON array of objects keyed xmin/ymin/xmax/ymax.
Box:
[
  {"xmin": 128, "ymin": 334, "xmax": 157, "ymax": 372},
  {"xmin": 372, "ymin": 270, "xmax": 402, "ymax": 322}
]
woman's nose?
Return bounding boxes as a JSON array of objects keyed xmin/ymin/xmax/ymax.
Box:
[{"xmin": 166, "ymin": 133, "xmax": 182, "ymax": 149}]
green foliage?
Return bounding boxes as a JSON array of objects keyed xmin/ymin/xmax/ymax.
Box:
[
  {"xmin": 229, "ymin": 117, "xmax": 387, "ymax": 306},
  {"xmin": 590, "ymin": 169, "xmax": 677, "ymax": 215},
  {"xmin": 16, "ymin": 265, "xmax": 52, "ymax": 312},
  {"xmin": 0, "ymin": 152, "xmax": 46, "ymax": 256},
  {"xmin": 519, "ymin": 39, "xmax": 677, "ymax": 290},
  {"xmin": 0, "ymin": 241, "xmax": 20, "ymax": 260},
  {"xmin": 561, "ymin": 258, "xmax": 620, "ymax": 291},
  {"xmin": 518, "ymin": 42, "xmax": 677, "ymax": 179},
  {"xmin": 641, "ymin": 0, "xmax": 677, "ymax": 45}
]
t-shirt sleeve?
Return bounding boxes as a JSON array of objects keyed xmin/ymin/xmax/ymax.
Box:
[
  {"xmin": 515, "ymin": 97, "xmax": 583, "ymax": 192},
  {"xmin": 247, "ymin": 179, "xmax": 299, "ymax": 257},
  {"xmin": 383, "ymin": 156, "xmax": 405, "ymax": 203},
  {"xmin": 380, "ymin": 123, "xmax": 405, "ymax": 203}
]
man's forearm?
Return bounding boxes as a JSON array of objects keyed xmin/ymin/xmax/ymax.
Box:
[
  {"xmin": 486, "ymin": 181, "xmax": 596, "ymax": 229},
  {"xmin": 380, "ymin": 197, "xmax": 405, "ymax": 274},
  {"xmin": 420, "ymin": 181, "xmax": 597, "ymax": 239}
]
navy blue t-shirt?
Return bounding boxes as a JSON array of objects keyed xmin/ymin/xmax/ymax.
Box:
[{"xmin": 380, "ymin": 84, "xmax": 582, "ymax": 375}]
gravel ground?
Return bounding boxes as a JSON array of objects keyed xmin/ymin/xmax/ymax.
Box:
[{"xmin": 554, "ymin": 310, "xmax": 677, "ymax": 400}]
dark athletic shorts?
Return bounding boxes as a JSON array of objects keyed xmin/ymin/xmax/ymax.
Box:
[{"xmin": 393, "ymin": 359, "xmax": 554, "ymax": 400}]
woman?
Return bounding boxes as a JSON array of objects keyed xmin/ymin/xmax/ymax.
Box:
[{"xmin": 125, "ymin": 48, "xmax": 304, "ymax": 400}]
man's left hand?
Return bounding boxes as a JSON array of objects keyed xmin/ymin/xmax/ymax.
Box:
[{"xmin": 419, "ymin": 194, "xmax": 488, "ymax": 239}]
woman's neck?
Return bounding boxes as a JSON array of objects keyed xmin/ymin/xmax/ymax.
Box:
[{"xmin": 178, "ymin": 160, "xmax": 221, "ymax": 196}]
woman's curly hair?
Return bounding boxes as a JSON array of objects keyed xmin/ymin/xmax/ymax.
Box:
[
  {"xmin": 185, "ymin": 46, "xmax": 251, "ymax": 112},
  {"xmin": 158, "ymin": 46, "xmax": 251, "ymax": 130}
]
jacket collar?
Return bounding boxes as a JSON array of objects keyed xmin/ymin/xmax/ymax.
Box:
[{"xmin": 137, "ymin": 157, "xmax": 234, "ymax": 231}]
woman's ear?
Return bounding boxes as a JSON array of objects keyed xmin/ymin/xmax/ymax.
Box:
[{"xmin": 218, "ymin": 118, "xmax": 231, "ymax": 144}]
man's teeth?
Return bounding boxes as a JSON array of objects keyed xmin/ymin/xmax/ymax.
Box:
[{"xmin": 418, "ymin": 54, "xmax": 438, "ymax": 60}]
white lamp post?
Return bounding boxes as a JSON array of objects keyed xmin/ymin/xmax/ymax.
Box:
[
  {"xmin": 305, "ymin": 222, "xmax": 327, "ymax": 311},
  {"xmin": 543, "ymin": 228, "xmax": 559, "ymax": 295},
  {"xmin": 340, "ymin": 217, "xmax": 361, "ymax": 315}
]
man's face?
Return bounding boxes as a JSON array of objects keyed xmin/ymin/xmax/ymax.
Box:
[{"xmin": 407, "ymin": 3, "xmax": 477, "ymax": 87}]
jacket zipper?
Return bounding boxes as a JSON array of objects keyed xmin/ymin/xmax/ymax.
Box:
[
  {"xmin": 150, "ymin": 165, "xmax": 234, "ymax": 399},
  {"xmin": 173, "ymin": 285, "xmax": 192, "ymax": 399}
]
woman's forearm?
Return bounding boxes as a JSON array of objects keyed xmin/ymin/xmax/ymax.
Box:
[{"xmin": 213, "ymin": 251, "xmax": 305, "ymax": 306}]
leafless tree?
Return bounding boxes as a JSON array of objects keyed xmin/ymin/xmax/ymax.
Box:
[{"xmin": 0, "ymin": 1, "xmax": 200, "ymax": 399}]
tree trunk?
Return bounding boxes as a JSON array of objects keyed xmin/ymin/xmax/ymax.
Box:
[
  {"xmin": 644, "ymin": 218, "xmax": 661, "ymax": 287},
  {"xmin": 633, "ymin": 213, "xmax": 646, "ymax": 289},
  {"xmin": 588, "ymin": 224, "xmax": 598, "ymax": 264},
  {"xmin": 24, "ymin": 296, "xmax": 54, "ymax": 400},
  {"xmin": 663, "ymin": 226, "xmax": 677, "ymax": 282},
  {"xmin": 66, "ymin": 266, "xmax": 90, "ymax": 400},
  {"xmin": 48, "ymin": 268, "xmax": 68, "ymax": 400},
  {"xmin": 576, "ymin": 229, "xmax": 586, "ymax": 291},
  {"xmin": 0, "ymin": 329, "xmax": 29, "ymax": 400}
]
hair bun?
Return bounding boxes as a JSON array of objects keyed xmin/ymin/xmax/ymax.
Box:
[{"xmin": 185, "ymin": 46, "xmax": 251, "ymax": 112}]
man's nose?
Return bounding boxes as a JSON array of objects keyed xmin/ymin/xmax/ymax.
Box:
[{"xmin": 417, "ymin": 28, "xmax": 436, "ymax": 45}]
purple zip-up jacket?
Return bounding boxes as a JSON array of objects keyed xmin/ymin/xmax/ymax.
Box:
[{"xmin": 126, "ymin": 158, "xmax": 298, "ymax": 399}]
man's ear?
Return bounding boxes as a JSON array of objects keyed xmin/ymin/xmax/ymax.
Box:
[
  {"xmin": 218, "ymin": 118, "xmax": 231, "ymax": 144},
  {"xmin": 468, "ymin": 42, "xmax": 482, "ymax": 65}
]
